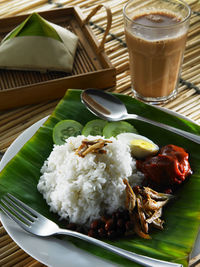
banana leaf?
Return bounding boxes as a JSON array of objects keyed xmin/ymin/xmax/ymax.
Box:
[{"xmin": 0, "ymin": 89, "xmax": 200, "ymax": 266}]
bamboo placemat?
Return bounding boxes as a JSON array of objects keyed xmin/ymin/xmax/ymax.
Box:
[{"xmin": 0, "ymin": 0, "xmax": 200, "ymax": 266}]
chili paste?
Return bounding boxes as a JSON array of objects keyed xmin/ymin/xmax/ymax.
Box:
[{"xmin": 137, "ymin": 144, "xmax": 192, "ymax": 192}]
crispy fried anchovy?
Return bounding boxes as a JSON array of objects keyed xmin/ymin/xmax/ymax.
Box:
[
  {"xmin": 143, "ymin": 196, "xmax": 169, "ymax": 211},
  {"xmin": 146, "ymin": 209, "xmax": 162, "ymax": 224},
  {"xmin": 124, "ymin": 180, "xmax": 173, "ymax": 239},
  {"xmin": 75, "ymin": 139, "xmax": 112, "ymax": 157},
  {"xmin": 143, "ymin": 187, "xmax": 174, "ymax": 201},
  {"xmin": 81, "ymin": 140, "xmax": 105, "ymax": 156},
  {"xmin": 136, "ymin": 195, "xmax": 148, "ymax": 234},
  {"xmin": 123, "ymin": 179, "xmax": 136, "ymax": 212},
  {"xmin": 130, "ymin": 212, "xmax": 151, "ymax": 239},
  {"xmin": 152, "ymin": 218, "xmax": 164, "ymax": 230}
]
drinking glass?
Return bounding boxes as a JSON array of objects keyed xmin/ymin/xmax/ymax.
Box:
[{"xmin": 123, "ymin": 0, "xmax": 191, "ymax": 104}]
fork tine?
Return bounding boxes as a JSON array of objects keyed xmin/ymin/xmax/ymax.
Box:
[
  {"xmin": 2, "ymin": 195, "xmax": 35, "ymax": 223},
  {"xmin": 1, "ymin": 198, "xmax": 32, "ymax": 226},
  {"xmin": 7, "ymin": 193, "xmax": 39, "ymax": 218},
  {"xmin": 0, "ymin": 203, "xmax": 31, "ymax": 232}
]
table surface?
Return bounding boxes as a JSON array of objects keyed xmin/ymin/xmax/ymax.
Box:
[{"xmin": 0, "ymin": 0, "xmax": 200, "ymax": 266}]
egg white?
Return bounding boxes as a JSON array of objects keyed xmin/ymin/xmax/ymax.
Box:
[{"xmin": 117, "ymin": 132, "xmax": 159, "ymax": 158}]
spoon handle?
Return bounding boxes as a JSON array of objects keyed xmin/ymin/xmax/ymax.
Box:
[{"xmin": 125, "ymin": 114, "xmax": 200, "ymax": 144}]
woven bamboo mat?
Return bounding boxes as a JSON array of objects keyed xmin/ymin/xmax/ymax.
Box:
[{"xmin": 0, "ymin": 0, "xmax": 200, "ymax": 266}]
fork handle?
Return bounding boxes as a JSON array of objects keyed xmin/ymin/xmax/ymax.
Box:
[{"xmin": 57, "ymin": 229, "xmax": 182, "ymax": 267}]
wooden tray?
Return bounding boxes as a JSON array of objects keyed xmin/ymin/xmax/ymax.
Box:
[{"xmin": 0, "ymin": 5, "xmax": 116, "ymax": 110}]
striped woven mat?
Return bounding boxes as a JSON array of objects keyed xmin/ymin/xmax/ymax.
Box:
[{"xmin": 0, "ymin": 0, "xmax": 200, "ymax": 266}]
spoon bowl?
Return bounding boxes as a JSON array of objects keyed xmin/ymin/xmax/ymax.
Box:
[
  {"xmin": 81, "ymin": 89, "xmax": 200, "ymax": 144},
  {"xmin": 81, "ymin": 89, "xmax": 129, "ymax": 121}
]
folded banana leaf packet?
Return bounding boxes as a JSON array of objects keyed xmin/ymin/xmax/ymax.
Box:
[{"xmin": 0, "ymin": 13, "xmax": 78, "ymax": 72}]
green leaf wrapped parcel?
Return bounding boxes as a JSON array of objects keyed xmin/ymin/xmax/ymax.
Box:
[
  {"xmin": 0, "ymin": 13, "xmax": 78, "ymax": 72},
  {"xmin": 0, "ymin": 89, "xmax": 200, "ymax": 266}
]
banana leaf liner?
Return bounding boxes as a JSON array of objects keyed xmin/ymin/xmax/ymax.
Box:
[{"xmin": 0, "ymin": 89, "xmax": 200, "ymax": 266}]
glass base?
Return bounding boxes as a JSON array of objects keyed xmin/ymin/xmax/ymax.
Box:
[{"xmin": 132, "ymin": 88, "xmax": 178, "ymax": 105}]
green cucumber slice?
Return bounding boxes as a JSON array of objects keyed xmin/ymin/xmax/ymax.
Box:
[
  {"xmin": 103, "ymin": 121, "xmax": 138, "ymax": 138},
  {"xmin": 82, "ymin": 119, "xmax": 107, "ymax": 136},
  {"xmin": 53, "ymin": 120, "xmax": 83, "ymax": 145}
]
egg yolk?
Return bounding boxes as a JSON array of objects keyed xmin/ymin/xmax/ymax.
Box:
[{"xmin": 130, "ymin": 139, "xmax": 155, "ymax": 151}]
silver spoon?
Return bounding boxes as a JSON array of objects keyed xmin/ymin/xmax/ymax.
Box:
[{"xmin": 81, "ymin": 89, "xmax": 200, "ymax": 144}]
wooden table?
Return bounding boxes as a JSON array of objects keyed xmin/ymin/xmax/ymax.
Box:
[{"xmin": 0, "ymin": 0, "xmax": 200, "ymax": 266}]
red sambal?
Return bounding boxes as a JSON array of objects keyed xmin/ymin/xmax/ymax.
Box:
[{"xmin": 137, "ymin": 144, "xmax": 192, "ymax": 192}]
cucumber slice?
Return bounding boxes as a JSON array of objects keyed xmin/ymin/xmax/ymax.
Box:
[
  {"xmin": 82, "ymin": 119, "xmax": 107, "ymax": 136},
  {"xmin": 103, "ymin": 121, "xmax": 138, "ymax": 138},
  {"xmin": 53, "ymin": 120, "xmax": 83, "ymax": 145}
]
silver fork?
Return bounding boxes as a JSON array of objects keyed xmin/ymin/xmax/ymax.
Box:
[{"xmin": 0, "ymin": 193, "xmax": 182, "ymax": 267}]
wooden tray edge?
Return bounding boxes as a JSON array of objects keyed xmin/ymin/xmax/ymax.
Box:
[{"xmin": 0, "ymin": 68, "xmax": 116, "ymax": 110}]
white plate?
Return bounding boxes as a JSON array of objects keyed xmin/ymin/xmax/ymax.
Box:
[{"xmin": 0, "ymin": 110, "xmax": 199, "ymax": 266}]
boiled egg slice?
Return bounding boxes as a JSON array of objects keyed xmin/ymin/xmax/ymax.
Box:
[{"xmin": 117, "ymin": 132, "xmax": 159, "ymax": 158}]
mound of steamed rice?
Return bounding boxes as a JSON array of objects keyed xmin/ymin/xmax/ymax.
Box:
[{"xmin": 37, "ymin": 135, "xmax": 144, "ymax": 225}]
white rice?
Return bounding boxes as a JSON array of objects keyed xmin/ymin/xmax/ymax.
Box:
[{"xmin": 37, "ymin": 135, "xmax": 144, "ymax": 225}]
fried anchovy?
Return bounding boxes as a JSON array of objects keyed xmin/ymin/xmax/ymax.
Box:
[
  {"xmin": 123, "ymin": 180, "xmax": 173, "ymax": 239},
  {"xmin": 123, "ymin": 179, "xmax": 136, "ymax": 212},
  {"xmin": 75, "ymin": 139, "xmax": 112, "ymax": 157}
]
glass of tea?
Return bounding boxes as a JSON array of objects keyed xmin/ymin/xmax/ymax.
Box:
[{"xmin": 123, "ymin": 0, "xmax": 191, "ymax": 104}]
